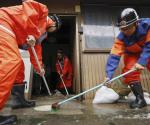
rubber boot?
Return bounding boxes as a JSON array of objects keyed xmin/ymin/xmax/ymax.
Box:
[
  {"xmin": 11, "ymin": 83, "xmax": 35, "ymax": 109},
  {"xmin": 0, "ymin": 115, "xmax": 17, "ymax": 125},
  {"xmin": 129, "ymin": 82, "xmax": 147, "ymax": 109}
]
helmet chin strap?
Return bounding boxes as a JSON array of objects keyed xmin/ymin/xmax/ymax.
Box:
[{"xmin": 119, "ymin": 19, "xmax": 137, "ymax": 29}]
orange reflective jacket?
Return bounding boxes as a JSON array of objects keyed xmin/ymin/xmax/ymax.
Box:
[
  {"xmin": 0, "ymin": 0, "xmax": 54, "ymax": 71},
  {"xmin": 56, "ymin": 57, "xmax": 73, "ymax": 89}
]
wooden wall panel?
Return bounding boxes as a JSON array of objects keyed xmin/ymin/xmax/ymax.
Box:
[
  {"xmin": 81, "ymin": 53, "xmax": 108, "ymax": 99},
  {"xmin": 0, "ymin": 0, "xmax": 21, "ymax": 7},
  {"xmin": 141, "ymin": 69, "xmax": 150, "ymax": 92},
  {"xmin": 72, "ymin": 17, "xmax": 81, "ymax": 94},
  {"xmin": 37, "ymin": 0, "xmax": 80, "ymax": 14},
  {"xmin": 81, "ymin": 53, "xmax": 150, "ymax": 99}
]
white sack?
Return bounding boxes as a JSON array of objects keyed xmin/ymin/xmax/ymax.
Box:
[
  {"xmin": 93, "ymin": 86, "xmax": 119, "ymax": 104},
  {"xmin": 127, "ymin": 92, "xmax": 150, "ymax": 105}
]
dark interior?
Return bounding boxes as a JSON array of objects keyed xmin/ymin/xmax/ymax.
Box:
[{"xmin": 32, "ymin": 16, "xmax": 76, "ymax": 95}]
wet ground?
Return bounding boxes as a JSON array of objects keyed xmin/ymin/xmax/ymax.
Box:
[{"xmin": 1, "ymin": 94, "xmax": 150, "ymax": 125}]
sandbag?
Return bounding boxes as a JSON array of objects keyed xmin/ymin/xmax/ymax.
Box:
[
  {"xmin": 93, "ymin": 86, "xmax": 119, "ymax": 104},
  {"xmin": 127, "ymin": 92, "xmax": 150, "ymax": 105},
  {"xmin": 109, "ymin": 80, "xmax": 131, "ymax": 96}
]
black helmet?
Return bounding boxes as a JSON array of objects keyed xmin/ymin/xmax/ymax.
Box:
[
  {"xmin": 117, "ymin": 8, "xmax": 139, "ymax": 28},
  {"xmin": 49, "ymin": 14, "xmax": 62, "ymax": 30},
  {"xmin": 57, "ymin": 49, "xmax": 64, "ymax": 54}
]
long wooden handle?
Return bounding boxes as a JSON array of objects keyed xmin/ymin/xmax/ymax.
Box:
[
  {"xmin": 57, "ymin": 68, "xmax": 136, "ymax": 106},
  {"xmin": 31, "ymin": 47, "xmax": 52, "ymax": 96},
  {"xmin": 57, "ymin": 61, "xmax": 69, "ymax": 95}
]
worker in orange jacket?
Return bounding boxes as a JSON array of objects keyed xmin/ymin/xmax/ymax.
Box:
[
  {"xmin": 105, "ymin": 8, "xmax": 150, "ymax": 109},
  {"xmin": 11, "ymin": 14, "xmax": 61, "ymax": 109},
  {"xmin": 55, "ymin": 49, "xmax": 73, "ymax": 95},
  {"xmin": 0, "ymin": 0, "xmax": 61, "ymax": 124}
]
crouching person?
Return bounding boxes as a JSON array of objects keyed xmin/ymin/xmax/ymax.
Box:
[{"xmin": 105, "ymin": 8, "xmax": 150, "ymax": 109}]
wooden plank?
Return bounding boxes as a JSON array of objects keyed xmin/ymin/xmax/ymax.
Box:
[{"xmin": 37, "ymin": 0, "xmax": 80, "ymax": 14}]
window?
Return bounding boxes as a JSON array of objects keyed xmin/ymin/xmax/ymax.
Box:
[
  {"xmin": 82, "ymin": 5, "xmax": 121, "ymax": 52},
  {"xmin": 82, "ymin": 5, "xmax": 150, "ymax": 52}
]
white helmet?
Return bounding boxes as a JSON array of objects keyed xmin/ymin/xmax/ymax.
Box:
[{"xmin": 117, "ymin": 8, "xmax": 139, "ymax": 28}]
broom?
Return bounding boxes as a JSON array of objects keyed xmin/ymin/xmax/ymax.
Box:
[{"xmin": 51, "ymin": 68, "xmax": 136, "ymax": 110}]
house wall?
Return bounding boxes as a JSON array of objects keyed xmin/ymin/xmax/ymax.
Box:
[{"xmin": 37, "ymin": 0, "xmax": 80, "ymax": 14}]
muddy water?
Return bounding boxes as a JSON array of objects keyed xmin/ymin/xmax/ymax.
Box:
[{"xmin": 1, "ymin": 96, "xmax": 150, "ymax": 125}]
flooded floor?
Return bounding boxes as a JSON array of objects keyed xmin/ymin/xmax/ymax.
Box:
[{"xmin": 1, "ymin": 95, "xmax": 150, "ymax": 125}]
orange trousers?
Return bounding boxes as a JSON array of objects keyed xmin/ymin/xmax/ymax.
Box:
[
  {"xmin": 122, "ymin": 53, "xmax": 150, "ymax": 84},
  {"xmin": 14, "ymin": 60, "xmax": 25, "ymax": 84},
  {"xmin": 0, "ymin": 27, "xmax": 22, "ymax": 110}
]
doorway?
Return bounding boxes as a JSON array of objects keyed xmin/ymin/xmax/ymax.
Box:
[{"xmin": 32, "ymin": 16, "xmax": 76, "ymax": 96}]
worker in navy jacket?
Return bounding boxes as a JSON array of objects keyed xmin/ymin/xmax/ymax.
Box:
[{"xmin": 105, "ymin": 8, "xmax": 150, "ymax": 109}]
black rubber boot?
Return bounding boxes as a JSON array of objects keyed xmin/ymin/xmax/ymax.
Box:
[
  {"xmin": 11, "ymin": 82, "xmax": 35, "ymax": 109},
  {"xmin": 129, "ymin": 82, "xmax": 147, "ymax": 109},
  {"xmin": 0, "ymin": 115, "xmax": 17, "ymax": 125}
]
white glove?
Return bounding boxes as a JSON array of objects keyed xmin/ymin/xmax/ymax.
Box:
[
  {"xmin": 104, "ymin": 77, "xmax": 111, "ymax": 86},
  {"xmin": 39, "ymin": 68, "xmax": 45, "ymax": 76},
  {"xmin": 133, "ymin": 63, "xmax": 145, "ymax": 70},
  {"xmin": 35, "ymin": 68, "xmax": 45, "ymax": 77},
  {"xmin": 26, "ymin": 35, "xmax": 36, "ymax": 47}
]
